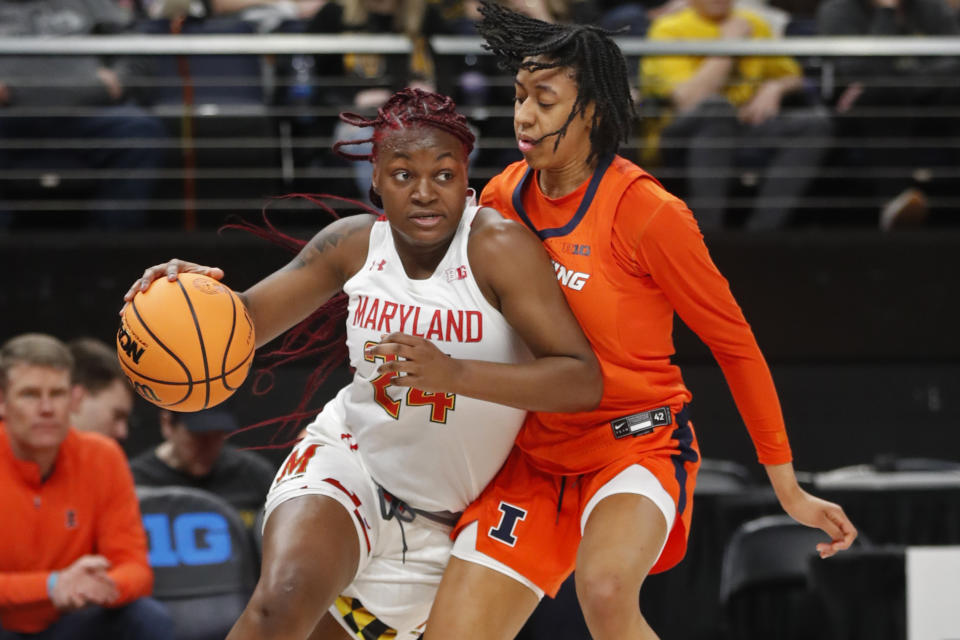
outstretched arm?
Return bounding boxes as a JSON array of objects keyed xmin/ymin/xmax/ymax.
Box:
[
  {"xmin": 369, "ymin": 211, "xmax": 602, "ymax": 413},
  {"xmin": 633, "ymin": 196, "xmax": 857, "ymax": 555}
]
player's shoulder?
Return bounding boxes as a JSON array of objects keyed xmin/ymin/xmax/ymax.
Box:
[
  {"xmin": 612, "ymin": 158, "xmax": 685, "ymax": 211},
  {"xmin": 306, "ymin": 212, "xmax": 378, "ymax": 264},
  {"xmin": 467, "ymin": 207, "xmax": 546, "ymax": 289},
  {"xmin": 492, "ymin": 159, "xmax": 529, "ymax": 181},
  {"xmin": 326, "ymin": 211, "xmax": 378, "ymax": 238},
  {"xmin": 615, "ymin": 166, "xmax": 697, "ymax": 234},
  {"xmin": 469, "ymin": 207, "xmax": 538, "ymax": 251},
  {"xmin": 483, "ymin": 160, "xmax": 528, "ymax": 196}
]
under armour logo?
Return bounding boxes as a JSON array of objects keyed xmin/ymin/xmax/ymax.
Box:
[{"xmin": 370, "ymin": 259, "xmax": 387, "ymax": 271}]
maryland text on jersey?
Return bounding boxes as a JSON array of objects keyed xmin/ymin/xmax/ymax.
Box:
[{"xmin": 351, "ymin": 295, "xmax": 484, "ymax": 343}]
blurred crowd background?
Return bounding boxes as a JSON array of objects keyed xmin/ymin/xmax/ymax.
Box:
[{"xmin": 1, "ymin": 0, "xmax": 958, "ymax": 231}]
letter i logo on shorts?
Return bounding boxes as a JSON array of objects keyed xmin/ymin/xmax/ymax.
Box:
[{"xmin": 488, "ymin": 502, "xmax": 527, "ymax": 547}]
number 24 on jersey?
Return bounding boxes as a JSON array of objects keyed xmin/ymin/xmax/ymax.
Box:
[{"xmin": 364, "ymin": 340, "xmax": 456, "ymax": 423}]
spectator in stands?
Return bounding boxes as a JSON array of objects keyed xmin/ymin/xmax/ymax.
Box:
[
  {"xmin": 0, "ymin": 333, "xmax": 172, "ymax": 640},
  {"xmin": 0, "ymin": 0, "xmax": 166, "ymax": 230},
  {"xmin": 138, "ymin": 0, "xmax": 324, "ymax": 31},
  {"xmin": 302, "ymin": 0, "xmax": 448, "ymax": 109},
  {"xmin": 599, "ymin": 0, "xmax": 795, "ymax": 38},
  {"xmin": 68, "ymin": 338, "xmax": 134, "ymax": 443},
  {"xmin": 130, "ymin": 408, "xmax": 276, "ymax": 532},
  {"xmin": 641, "ymin": 0, "xmax": 832, "ymax": 230},
  {"xmin": 213, "ymin": 0, "xmax": 324, "ymax": 30},
  {"xmin": 816, "ymin": 0, "xmax": 960, "ymax": 229},
  {"xmin": 594, "ymin": 0, "xmax": 665, "ymax": 36}
]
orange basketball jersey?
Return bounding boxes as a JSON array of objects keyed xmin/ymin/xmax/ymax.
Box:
[{"xmin": 481, "ymin": 155, "xmax": 792, "ymax": 474}]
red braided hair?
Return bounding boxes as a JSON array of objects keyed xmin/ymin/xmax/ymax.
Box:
[{"xmin": 334, "ymin": 88, "xmax": 476, "ymax": 208}]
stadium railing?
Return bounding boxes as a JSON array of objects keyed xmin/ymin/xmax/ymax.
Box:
[{"xmin": 1, "ymin": 34, "xmax": 958, "ymax": 230}]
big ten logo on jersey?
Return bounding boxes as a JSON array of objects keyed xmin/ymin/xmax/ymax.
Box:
[
  {"xmin": 142, "ymin": 512, "xmax": 232, "ymax": 567},
  {"xmin": 275, "ymin": 443, "xmax": 321, "ymax": 485},
  {"xmin": 552, "ymin": 260, "xmax": 591, "ymax": 292},
  {"xmin": 444, "ymin": 265, "xmax": 468, "ymax": 282},
  {"xmin": 560, "ymin": 242, "xmax": 591, "ymax": 256},
  {"xmin": 364, "ymin": 340, "xmax": 456, "ymax": 423}
]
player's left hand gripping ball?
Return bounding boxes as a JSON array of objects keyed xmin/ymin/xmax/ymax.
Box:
[{"xmin": 116, "ymin": 273, "xmax": 255, "ymax": 411}]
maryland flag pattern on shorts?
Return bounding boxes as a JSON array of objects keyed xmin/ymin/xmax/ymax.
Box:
[{"xmin": 335, "ymin": 596, "xmax": 398, "ymax": 640}]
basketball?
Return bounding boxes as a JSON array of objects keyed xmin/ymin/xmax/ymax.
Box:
[{"xmin": 116, "ymin": 273, "xmax": 256, "ymax": 412}]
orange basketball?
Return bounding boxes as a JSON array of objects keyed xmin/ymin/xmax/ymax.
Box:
[{"xmin": 116, "ymin": 273, "xmax": 256, "ymax": 412}]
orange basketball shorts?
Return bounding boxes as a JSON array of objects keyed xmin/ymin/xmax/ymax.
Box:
[{"xmin": 452, "ymin": 409, "xmax": 700, "ymax": 597}]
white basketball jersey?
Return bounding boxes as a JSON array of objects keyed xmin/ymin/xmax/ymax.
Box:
[{"xmin": 312, "ymin": 197, "xmax": 531, "ymax": 513}]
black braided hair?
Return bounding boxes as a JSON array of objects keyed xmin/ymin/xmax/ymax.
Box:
[
  {"xmin": 476, "ymin": 0, "xmax": 634, "ymax": 162},
  {"xmin": 333, "ymin": 87, "xmax": 476, "ymax": 208}
]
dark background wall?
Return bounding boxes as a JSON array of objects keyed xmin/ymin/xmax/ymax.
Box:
[{"xmin": 1, "ymin": 228, "xmax": 957, "ymax": 473}]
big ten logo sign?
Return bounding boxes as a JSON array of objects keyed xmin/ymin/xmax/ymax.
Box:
[{"xmin": 142, "ymin": 512, "xmax": 233, "ymax": 567}]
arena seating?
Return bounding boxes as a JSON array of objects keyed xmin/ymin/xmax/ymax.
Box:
[{"xmin": 719, "ymin": 514, "xmax": 837, "ymax": 640}]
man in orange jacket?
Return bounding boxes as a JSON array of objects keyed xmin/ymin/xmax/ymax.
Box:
[{"xmin": 0, "ymin": 333, "xmax": 172, "ymax": 639}]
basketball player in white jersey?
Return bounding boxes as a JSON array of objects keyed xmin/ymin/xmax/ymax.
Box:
[{"xmin": 123, "ymin": 88, "xmax": 602, "ymax": 640}]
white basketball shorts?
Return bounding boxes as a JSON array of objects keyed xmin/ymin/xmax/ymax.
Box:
[{"xmin": 264, "ymin": 412, "xmax": 453, "ymax": 639}]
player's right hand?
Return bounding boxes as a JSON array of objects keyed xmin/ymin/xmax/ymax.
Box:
[{"xmin": 121, "ymin": 259, "xmax": 225, "ymax": 311}]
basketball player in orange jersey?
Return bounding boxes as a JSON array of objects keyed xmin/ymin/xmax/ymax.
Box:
[
  {"xmin": 122, "ymin": 88, "xmax": 601, "ymax": 640},
  {"xmin": 421, "ymin": 4, "xmax": 859, "ymax": 639}
]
